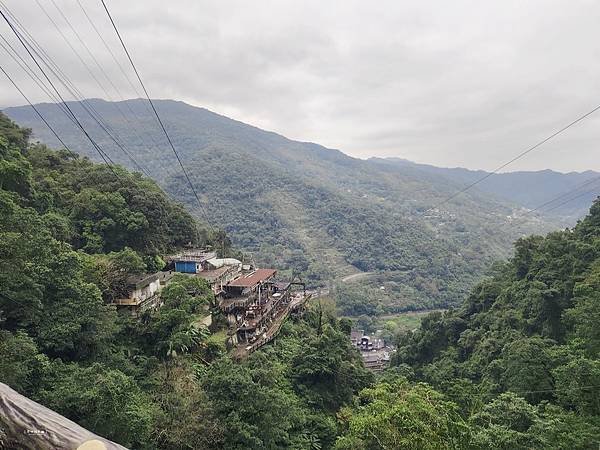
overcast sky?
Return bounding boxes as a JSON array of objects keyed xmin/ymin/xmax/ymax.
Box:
[{"xmin": 1, "ymin": 0, "xmax": 599, "ymax": 172}]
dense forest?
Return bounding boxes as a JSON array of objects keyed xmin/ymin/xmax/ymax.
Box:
[
  {"xmin": 391, "ymin": 198, "xmax": 600, "ymax": 448},
  {"xmin": 3, "ymin": 112, "xmax": 600, "ymax": 449},
  {"xmin": 0, "ymin": 112, "xmax": 375, "ymax": 448},
  {"xmin": 6, "ymin": 100, "xmax": 560, "ymax": 314}
]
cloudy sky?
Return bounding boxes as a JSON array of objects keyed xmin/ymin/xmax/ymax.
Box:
[{"xmin": 1, "ymin": 0, "xmax": 599, "ymax": 172}]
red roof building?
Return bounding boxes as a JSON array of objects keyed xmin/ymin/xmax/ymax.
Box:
[{"xmin": 227, "ymin": 269, "xmax": 277, "ymax": 289}]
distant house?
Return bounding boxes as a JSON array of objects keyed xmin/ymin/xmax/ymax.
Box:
[
  {"xmin": 224, "ymin": 268, "xmax": 277, "ymax": 297},
  {"xmin": 197, "ymin": 259, "xmax": 242, "ymax": 295},
  {"xmin": 109, "ymin": 273, "xmax": 165, "ymax": 316},
  {"xmin": 219, "ymin": 269, "xmax": 291, "ymax": 345},
  {"xmin": 350, "ymin": 329, "xmax": 392, "ymax": 372},
  {"xmin": 167, "ymin": 249, "xmax": 217, "ymax": 274}
]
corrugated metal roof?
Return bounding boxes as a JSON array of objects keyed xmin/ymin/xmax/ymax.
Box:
[
  {"xmin": 227, "ymin": 269, "xmax": 277, "ymax": 287},
  {"xmin": 198, "ymin": 266, "xmax": 230, "ymax": 282}
]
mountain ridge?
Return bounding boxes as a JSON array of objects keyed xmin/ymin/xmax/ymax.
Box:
[
  {"xmin": 4, "ymin": 98, "xmax": 566, "ymax": 312},
  {"xmin": 371, "ymin": 157, "xmax": 600, "ymax": 218}
]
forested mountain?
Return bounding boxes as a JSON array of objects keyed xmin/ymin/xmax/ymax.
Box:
[
  {"xmin": 3, "ymin": 106, "xmax": 600, "ymax": 449},
  {"xmin": 0, "ymin": 113, "xmax": 374, "ymax": 448},
  {"xmin": 388, "ymin": 198, "xmax": 600, "ymax": 448},
  {"xmin": 5, "ymin": 99, "xmax": 560, "ymax": 313},
  {"xmin": 374, "ymin": 157, "xmax": 599, "ymax": 219}
]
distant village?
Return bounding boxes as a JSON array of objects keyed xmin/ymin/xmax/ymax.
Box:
[
  {"xmin": 106, "ymin": 247, "xmax": 394, "ymax": 368},
  {"xmin": 350, "ymin": 329, "xmax": 394, "ymax": 371},
  {"xmin": 108, "ymin": 248, "xmax": 311, "ymax": 358}
]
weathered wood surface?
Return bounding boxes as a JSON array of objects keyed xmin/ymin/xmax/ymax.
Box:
[{"xmin": 0, "ymin": 383, "xmax": 127, "ymax": 450}]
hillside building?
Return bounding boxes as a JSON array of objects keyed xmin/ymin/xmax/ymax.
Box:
[
  {"xmin": 219, "ymin": 269, "xmax": 285, "ymax": 344},
  {"xmin": 350, "ymin": 329, "xmax": 392, "ymax": 371},
  {"xmin": 167, "ymin": 249, "xmax": 217, "ymax": 274},
  {"xmin": 109, "ymin": 273, "xmax": 165, "ymax": 317},
  {"xmin": 197, "ymin": 257, "xmax": 244, "ymax": 294}
]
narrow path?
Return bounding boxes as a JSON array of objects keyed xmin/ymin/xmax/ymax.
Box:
[{"xmin": 340, "ymin": 271, "xmax": 375, "ymax": 282}]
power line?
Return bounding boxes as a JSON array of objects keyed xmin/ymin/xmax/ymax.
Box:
[
  {"xmin": 0, "ymin": 62, "xmax": 78, "ymax": 160},
  {"xmin": 2, "ymin": 3, "xmax": 214, "ymax": 235},
  {"xmin": 543, "ymin": 184, "xmax": 600, "ymax": 215},
  {"xmin": 28, "ymin": 0, "xmax": 150, "ymax": 177},
  {"xmin": 75, "ymin": 0, "xmax": 167, "ymax": 153},
  {"xmin": 0, "ymin": 2, "xmax": 113, "ymax": 145},
  {"xmin": 0, "ymin": 8, "xmax": 121, "ymax": 180},
  {"xmin": 427, "ymin": 104, "xmax": 600, "ymax": 213},
  {"xmin": 523, "ymin": 175, "xmax": 600, "ymax": 217},
  {"xmin": 100, "ymin": 0, "xmax": 211, "ymax": 224},
  {"xmin": 75, "ymin": 0, "xmax": 143, "ymax": 101},
  {"xmin": 0, "ymin": 33, "xmax": 65, "ymax": 108},
  {"xmin": 0, "ymin": 31, "xmax": 121, "ymax": 168},
  {"xmin": 45, "ymin": 0, "xmax": 164, "ymax": 167},
  {"xmin": 1, "ymin": 1, "xmax": 124, "ymax": 153},
  {"xmin": 0, "ymin": 1, "xmax": 152, "ymax": 178},
  {"xmin": 0, "ymin": 29, "xmax": 88, "ymax": 128}
]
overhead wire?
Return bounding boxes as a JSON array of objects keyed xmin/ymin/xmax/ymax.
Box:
[
  {"xmin": 75, "ymin": 0, "xmax": 144, "ymax": 101},
  {"xmin": 46, "ymin": 0, "xmax": 166, "ymax": 165},
  {"xmin": 0, "ymin": 7, "xmax": 121, "ymax": 179},
  {"xmin": 0, "ymin": 33, "xmax": 66, "ymax": 110},
  {"xmin": 99, "ymin": 0, "xmax": 212, "ymax": 225},
  {"xmin": 542, "ymin": 182, "xmax": 600, "ymax": 215},
  {"xmin": 35, "ymin": 0, "xmax": 147, "ymax": 174},
  {"xmin": 0, "ymin": 62, "xmax": 78, "ymax": 160},
  {"xmin": 1, "ymin": 2, "xmax": 217, "ymax": 241},
  {"xmin": 426, "ymin": 104, "xmax": 600, "ymax": 213},
  {"xmin": 0, "ymin": 30, "xmax": 89, "ymax": 128},
  {"xmin": 523, "ymin": 175, "xmax": 600, "ymax": 217},
  {"xmin": 0, "ymin": 2, "xmax": 151, "ymax": 178},
  {"xmin": 75, "ymin": 0, "xmax": 173, "ymax": 163},
  {"xmin": 28, "ymin": 0, "xmax": 150, "ymax": 176},
  {"xmin": 0, "ymin": 32, "xmax": 122, "ymax": 168},
  {"xmin": 75, "ymin": 0, "xmax": 167, "ymax": 151}
]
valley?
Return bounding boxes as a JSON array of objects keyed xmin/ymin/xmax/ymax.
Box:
[{"xmin": 5, "ymin": 99, "xmax": 566, "ymax": 315}]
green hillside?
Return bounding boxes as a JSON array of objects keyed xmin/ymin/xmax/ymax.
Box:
[
  {"xmin": 375, "ymin": 157, "xmax": 599, "ymax": 219},
  {"xmin": 389, "ymin": 198, "xmax": 600, "ymax": 448},
  {"xmin": 2, "ymin": 109, "xmax": 599, "ymax": 449},
  {"xmin": 0, "ymin": 112, "xmax": 372, "ymax": 449},
  {"xmin": 5, "ymin": 99, "xmax": 559, "ymax": 312}
]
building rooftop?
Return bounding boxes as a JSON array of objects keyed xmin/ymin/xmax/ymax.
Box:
[
  {"xmin": 167, "ymin": 250, "xmax": 217, "ymax": 263},
  {"xmin": 197, "ymin": 266, "xmax": 230, "ymax": 283},
  {"xmin": 227, "ymin": 268, "xmax": 277, "ymax": 288},
  {"xmin": 206, "ymin": 257, "xmax": 242, "ymax": 269},
  {"xmin": 126, "ymin": 273, "xmax": 160, "ymax": 290}
]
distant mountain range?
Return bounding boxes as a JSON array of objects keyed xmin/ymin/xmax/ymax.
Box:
[
  {"xmin": 4, "ymin": 99, "xmax": 582, "ymax": 313},
  {"xmin": 371, "ymin": 158, "xmax": 599, "ymax": 219}
]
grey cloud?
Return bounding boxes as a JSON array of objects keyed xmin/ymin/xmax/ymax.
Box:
[{"xmin": 1, "ymin": 0, "xmax": 599, "ymax": 172}]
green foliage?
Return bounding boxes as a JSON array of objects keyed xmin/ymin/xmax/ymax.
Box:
[
  {"xmin": 335, "ymin": 379, "xmax": 471, "ymax": 449},
  {"xmin": 7, "ymin": 99, "xmax": 560, "ymax": 311},
  {"xmin": 392, "ymin": 197, "xmax": 600, "ymax": 448},
  {"xmin": 25, "ymin": 142, "xmax": 207, "ymax": 255},
  {"xmin": 469, "ymin": 393, "xmax": 600, "ymax": 449},
  {"xmin": 0, "ymin": 330, "xmax": 47, "ymax": 393},
  {"xmin": 292, "ymin": 324, "xmax": 374, "ymax": 411},
  {"xmin": 36, "ymin": 362, "xmax": 162, "ymax": 449},
  {"xmin": 0, "ymin": 113, "xmax": 215, "ymax": 448},
  {"xmin": 198, "ymin": 307, "xmax": 371, "ymax": 450}
]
